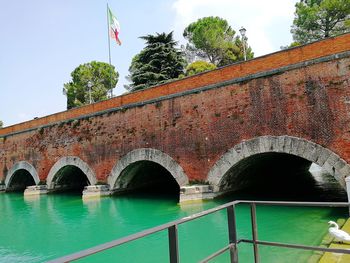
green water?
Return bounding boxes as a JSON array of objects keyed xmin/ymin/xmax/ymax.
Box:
[
  {"xmin": 0, "ymin": 166, "xmax": 348, "ymax": 262},
  {"xmin": 0, "ymin": 191, "xmax": 347, "ymax": 263}
]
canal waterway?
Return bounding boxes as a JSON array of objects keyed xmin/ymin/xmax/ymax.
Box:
[{"xmin": 0, "ymin": 165, "xmax": 348, "ymax": 262}]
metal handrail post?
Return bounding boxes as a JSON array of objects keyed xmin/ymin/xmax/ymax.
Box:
[
  {"xmin": 250, "ymin": 203, "xmax": 259, "ymax": 263},
  {"xmin": 168, "ymin": 225, "xmax": 179, "ymax": 263},
  {"xmin": 227, "ymin": 205, "xmax": 239, "ymax": 263}
]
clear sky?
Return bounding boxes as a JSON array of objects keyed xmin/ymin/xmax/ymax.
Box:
[{"xmin": 0, "ymin": 0, "xmax": 298, "ymax": 127}]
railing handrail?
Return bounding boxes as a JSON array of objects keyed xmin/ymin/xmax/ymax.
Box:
[{"xmin": 47, "ymin": 200, "xmax": 350, "ymax": 263}]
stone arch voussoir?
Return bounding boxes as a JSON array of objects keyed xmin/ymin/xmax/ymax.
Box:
[
  {"xmin": 5, "ymin": 161, "xmax": 39, "ymax": 188},
  {"xmin": 46, "ymin": 156, "xmax": 97, "ymax": 189},
  {"xmin": 207, "ymin": 135, "xmax": 350, "ymax": 191},
  {"xmin": 108, "ymin": 148, "xmax": 189, "ymax": 190}
]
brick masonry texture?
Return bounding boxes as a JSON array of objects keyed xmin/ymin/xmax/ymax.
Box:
[{"xmin": 0, "ymin": 34, "xmax": 350, "ymax": 187}]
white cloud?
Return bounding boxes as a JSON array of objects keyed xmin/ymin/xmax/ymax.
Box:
[{"xmin": 172, "ymin": 0, "xmax": 298, "ymax": 56}]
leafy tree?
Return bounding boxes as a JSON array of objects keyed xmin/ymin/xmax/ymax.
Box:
[
  {"xmin": 0, "ymin": 120, "xmax": 3, "ymax": 128},
  {"xmin": 185, "ymin": 61, "xmax": 217, "ymax": 76},
  {"xmin": 291, "ymin": 0, "xmax": 350, "ymax": 44},
  {"xmin": 64, "ymin": 61, "xmax": 119, "ymax": 109},
  {"xmin": 183, "ymin": 16, "xmax": 253, "ymax": 66},
  {"xmin": 127, "ymin": 32, "xmax": 186, "ymax": 91},
  {"xmin": 280, "ymin": 41, "xmax": 302, "ymax": 50}
]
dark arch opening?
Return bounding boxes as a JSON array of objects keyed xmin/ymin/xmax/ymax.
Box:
[
  {"xmin": 114, "ymin": 161, "xmax": 180, "ymax": 201},
  {"xmin": 219, "ymin": 152, "xmax": 347, "ymax": 202},
  {"xmin": 52, "ymin": 165, "xmax": 90, "ymax": 193},
  {"xmin": 7, "ymin": 169, "xmax": 35, "ymax": 192}
]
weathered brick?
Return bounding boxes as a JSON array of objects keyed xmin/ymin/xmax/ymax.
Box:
[{"xmin": 0, "ymin": 34, "xmax": 349, "ymax": 191}]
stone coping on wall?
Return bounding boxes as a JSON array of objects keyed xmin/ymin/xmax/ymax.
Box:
[{"xmin": 1, "ymin": 33, "xmax": 349, "ymax": 137}]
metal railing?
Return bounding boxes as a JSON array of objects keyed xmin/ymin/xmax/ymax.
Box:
[{"xmin": 48, "ymin": 200, "xmax": 350, "ymax": 263}]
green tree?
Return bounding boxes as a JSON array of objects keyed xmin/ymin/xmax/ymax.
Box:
[
  {"xmin": 183, "ymin": 16, "xmax": 253, "ymax": 66},
  {"xmin": 280, "ymin": 41, "xmax": 302, "ymax": 50},
  {"xmin": 184, "ymin": 61, "xmax": 217, "ymax": 76},
  {"xmin": 127, "ymin": 32, "xmax": 186, "ymax": 91},
  {"xmin": 64, "ymin": 61, "xmax": 119, "ymax": 109},
  {"xmin": 291, "ymin": 0, "xmax": 350, "ymax": 44},
  {"xmin": 0, "ymin": 120, "xmax": 3, "ymax": 128}
]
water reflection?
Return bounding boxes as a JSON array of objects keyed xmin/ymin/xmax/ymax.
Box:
[{"xmin": 0, "ymin": 163, "xmax": 347, "ymax": 262}]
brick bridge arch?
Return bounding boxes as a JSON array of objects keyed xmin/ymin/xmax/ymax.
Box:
[
  {"xmin": 46, "ymin": 156, "xmax": 97, "ymax": 189},
  {"xmin": 108, "ymin": 148, "xmax": 189, "ymax": 190},
  {"xmin": 0, "ymin": 34, "xmax": 349, "ymax": 200},
  {"xmin": 207, "ymin": 136, "xmax": 350, "ymax": 191},
  {"xmin": 5, "ymin": 161, "xmax": 40, "ymax": 189}
]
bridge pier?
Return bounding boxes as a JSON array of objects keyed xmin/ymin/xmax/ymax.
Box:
[
  {"xmin": 179, "ymin": 185, "xmax": 216, "ymax": 203},
  {"xmin": 22, "ymin": 184, "xmax": 112, "ymax": 199},
  {"xmin": 345, "ymin": 177, "xmax": 350, "ymax": 202},
  {"xmin": 82, "ymin": 185, "xmax": 111, "ymax": 199},
  {"xmin": 24, "ymin": 185, "xmax": 48, "ymax": 196}
]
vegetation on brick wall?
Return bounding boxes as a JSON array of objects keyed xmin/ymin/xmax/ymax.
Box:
[
  {"xmin": 184, "ymin": 60, "xmax": 217, "ymax": 76},
  {"xmin": 72, "ymin": 119, "xmax": 81, "ymax": 129},
  {"xmin": 38, "ymin": 181, "xmax": 46, "ymax": 185},
  {"xmin": 189, "ymin": 180, "xmax": 210, "ymax": 185},
  {"xmin": 38, "ymin": 127, "xmax": 44, "ymax": 135}
]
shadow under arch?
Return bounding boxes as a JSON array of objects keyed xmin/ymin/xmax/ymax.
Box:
[
  {"xmin": 46, "ymin": 156, "xmax": 97, "ymax": 190},
  {"xmin": 5, "ymin": 161, "xmax": 40, "ymax": 190},
  {"xmin": 108, "ymin": 148, "xmax": 189, "ymax": 192},
  {"xmin": 207, "ymin": 136, "xmax": 350, "ymax": 193}
]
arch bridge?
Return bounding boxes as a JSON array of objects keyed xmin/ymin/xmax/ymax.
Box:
[{"xmin": 1, "ymin": 34, "xmax": 350, "ymax": 202}]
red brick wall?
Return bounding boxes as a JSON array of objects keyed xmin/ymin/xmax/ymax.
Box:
[
  {"xmin": 0, "ymin": 34, "xmax": 349, "ymax": 184},
  {"xmin": 1, "ymin": 33, "xmax": 349, "ymax": 137}
]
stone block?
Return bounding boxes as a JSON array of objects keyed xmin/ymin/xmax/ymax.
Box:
[
  {"xmin": 334, "ymin": 159, "xmax": 347, "ymax": 171},
  {"xmin": 346, "ymin": 177, "xmax": 350, "ymax": 201},
  {"xmin": 289, "ymin": 137, "xmax": 300, "ymax": 156},
  {"xmin": 242, "ymin": 142, "xmax": 252, "ymax": 157},
  {"xmin": 179, "ymin": 185, "xmax": 216, "ymax": 203},
  {"xmin": 296, "ymin": 140, "xmax": 307, "ymax": 157},
  {"xmin": 283, "ymin": 136, "xmax": 292, "ymax": 154},
  {"xmin": 340, "ymin": 165, "xmax": 350, "ymax": 179},
  {"xmin": 277, "ymin": 136, "xmax": 286, "ymax": 152},
  {"xmin": 323, "ymin": 162, "xmax": 334, "ymax": 176},
  {"xmin": 325, "ymin": 153, "xmax": 340, "ymax": 167},
  {"xmin": 263, "ymin": 136, "xmax": 271, "ymax": 152},
  {"xmin": 234, "ymin": 142, "xmax": 243, "ymax": 155},
  {"xmin": 258, "ymin": 136, "xmax": 268, "ymax": 152},
  {"xmin": 245, "ymin": 138, "xmax": 260, "ymax": 155},
  {"xmin": 83, "ymin": 185, "xmax": 111, "ymax": 199},
  {"xmin": 24, "ymin": 185, "xmax": 48, "ymax": 196},
  {"xmin": 227, "ymin": 148, "xmax": 239, "ymax": 161},
  {"xmin": 270, "ymin": 136, "xmax": 279, "ymax": 152},
  {"xmin": 304, "ymin": 142, "xmax": 318, "ymax": 162},
  {"xmin": 317, "ymin": 148, "xmax": 332, "ymax": 166}
]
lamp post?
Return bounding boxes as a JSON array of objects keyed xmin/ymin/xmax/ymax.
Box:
[
  {"xmin": 239, "ymin": 27, "xmax": 247, "ymax": 61},
  {"xmin": 87, "ymin": 81, "xmax": 92, "ymax": 104}
]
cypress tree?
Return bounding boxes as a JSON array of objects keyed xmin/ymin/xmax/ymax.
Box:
[{"xmin": 127, "ymin": 32, "xmax": 186, "ymax": 91}]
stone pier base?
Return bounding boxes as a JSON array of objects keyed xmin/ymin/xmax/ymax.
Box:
[
  {"xmin": 179, "ymin": 185, "xmax": 216, "ymax": 203},
  {"xmin": 346, "ymin": 176, "xmax": 350, "ymax": 202},
  {"xmin": 0, "ymin": 185, "xmax": 5, "ymax": 193},
  {"xmin": 82, "ymin": 185, "xmax": 111, "ymax": 199},
  {"xmin": 24, "ymin": 185, "xmax": 48, "ymax": 196}
]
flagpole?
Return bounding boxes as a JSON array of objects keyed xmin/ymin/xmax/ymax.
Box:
[{"xmin": 107, "ymin": 3, "xmax": 113, "ymax": 97}]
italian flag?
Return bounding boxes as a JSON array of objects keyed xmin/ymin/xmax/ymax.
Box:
[{"xmin": 108, "ymin": 7, "xmax": 121, "ymax": 45}]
